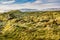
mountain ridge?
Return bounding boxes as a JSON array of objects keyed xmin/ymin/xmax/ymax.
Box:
[{"xmin": 0, "ymin": 8, "xmax": 60, "ymax": 13}]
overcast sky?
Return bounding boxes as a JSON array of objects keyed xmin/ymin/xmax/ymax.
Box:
[{"xmin": 0, "ymin": 0, "xmax": 60, "ymax": 12}]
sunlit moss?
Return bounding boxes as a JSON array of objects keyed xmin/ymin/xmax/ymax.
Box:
[{"xmin": 0, "ymin": 11, "xmax": 60, "ymax": 40}]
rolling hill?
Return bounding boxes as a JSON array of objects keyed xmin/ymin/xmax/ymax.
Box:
[{"xmin": 0, "ymin": 10, "xmax": 60, "ymax": 40}]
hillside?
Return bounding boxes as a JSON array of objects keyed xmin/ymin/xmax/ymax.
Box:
[{"xmin": 0, "ymin": 10, "xmax": 60, "ymax": 40}]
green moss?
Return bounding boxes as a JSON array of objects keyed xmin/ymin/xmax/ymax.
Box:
[{"xmin": 0, "ymin": 11, "xmax": 60, "ymax": 40}]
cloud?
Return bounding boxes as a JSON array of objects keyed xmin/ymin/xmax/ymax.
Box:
[
  {"xmin": 0, "ymin": 0, "xmax": 60, "ymax": 12},
  {"xmin": 0, "ymin": 0, "xmax": 15, "ymax": 4},
  {"xmin": 46, "ymin": 0, "xmax": 60, "ymax": 3},
  {"xmin": 33, "ymin": 0, "xmax": 42, "ymax": 3},
  {"xmin": 0, "ymin": 3, "xmax": 60, "ymax": 12}
]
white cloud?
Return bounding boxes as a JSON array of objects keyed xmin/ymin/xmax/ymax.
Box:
[
  {"xmin": 33, "ymin": 0, "xmax": 42, "ymax": 3},
  {"xmin": 0, "ymin": 3, "xmax": 60, "ymax": 12},
  {"xmin": 0, "ymin": 0, "xmax": 15, "ymax": 4},
  {"xmin": 46, "ymin": 0, "xmax": 60, "ymax": 2},
  {"xmin": 0, "ymin": 0, "xmax": 60, "ymax": 12},
  {"xmin": 30, "ymin": 0, "xmax": 43, "ymax": 5}
]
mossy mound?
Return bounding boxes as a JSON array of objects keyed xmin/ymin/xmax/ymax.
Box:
[{"xmin": 0, "ymin": 11, "xmax": 60, "ymax": 40}]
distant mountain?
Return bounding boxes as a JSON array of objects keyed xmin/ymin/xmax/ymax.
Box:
[
  {"xmin": 41, "ymin": 8, "xmax": 60, "ymax": 11},
  {"xmin": 0, "ymin": 8, "xmax": 60, "ymax": 13},
  {"xmin": 20, "ymin": 8, "xmax": 60, "ymax": 12},
  {"xmin": 20, "ymin": 8, "xmax": 39, "ymax": 12}
]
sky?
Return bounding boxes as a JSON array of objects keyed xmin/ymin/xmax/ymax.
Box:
[{"xmin": 0, "ymin": 0, "xmax": 60, "ymax": 12}]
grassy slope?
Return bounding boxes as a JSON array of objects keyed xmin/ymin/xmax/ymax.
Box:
[{"xmin": 0, "ymin": 11, "xmax": 60, "ymax": 40}]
